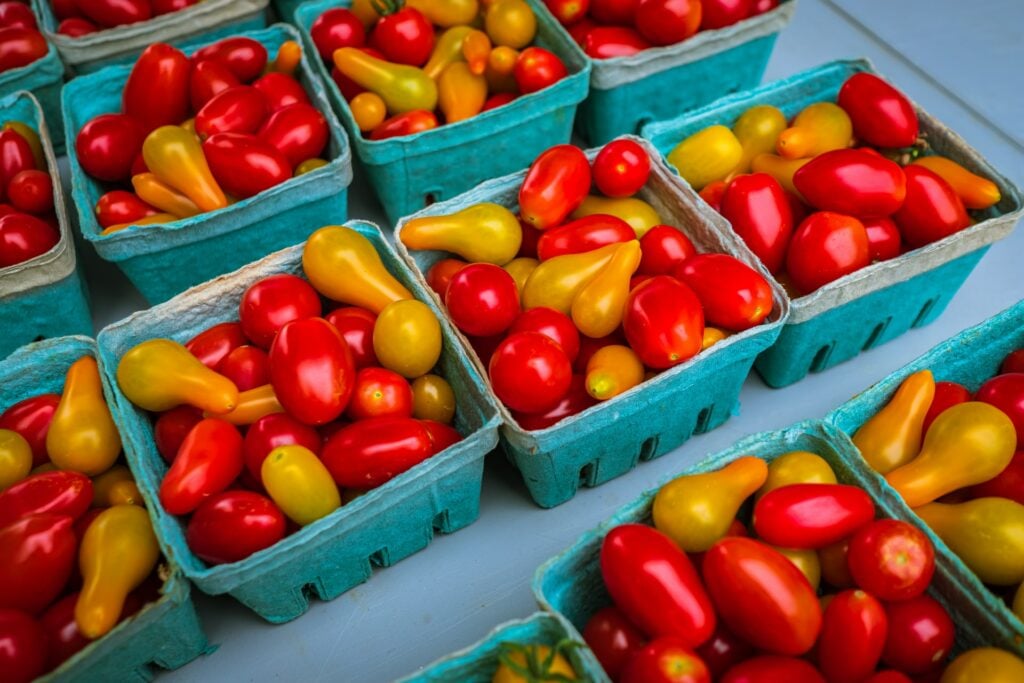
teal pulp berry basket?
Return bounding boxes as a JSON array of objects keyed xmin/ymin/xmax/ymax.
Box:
[
  {"xmin": 294, "ymin": 0, "xmax": 591, "ymax": 224},
  {"xmin": 31, "ymin": 0, "xmax": 268, "ymax": 74},
  {"xmin": 271, "ymin": 0, "xmax": 306, "ymax": 22},
  {"xmin": 96, "ymin": 220, "xmax": 502, "ymax": 624},
  {"xmin": 0, "ymin": 336, "xmax": 209, "ymax": 682},
  {"xmin": 62, "ymin": 23, "xmax": 353, "ymax": 305},
  {"xmin": 535, "ymin": 0, "xmax": 795, "ymax": 145},
  {"xmin": 0, "ymin": 39, "xmax": 66, "ymax": 152},
  {"xmin": 642, "ymin": 59, "xmax": 1024, "ymax": 389},
  {"xmin": 0, "ymin": 91, "xmax": 91, "ymax": 360},
  {"xmin": 396, "ymin": 137, "xmax": 790, "ymax": 508},
  {"xmin": 533, "ymin": 421, "xmax": 1014, "ymax": 675},
  {"xmin": 827, "ymin": 300, "xmax": 1024, "ymax": 655},
  {"xmin": 396, "ymin": 612, "xmax": 607, "ymax": 683}
]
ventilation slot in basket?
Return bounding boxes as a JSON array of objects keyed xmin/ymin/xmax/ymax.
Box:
[
  {"xmin": 579, "ymin": 462, "xmax": 596, "ymax": 487},
  {"xmin": 810, "ymin": 343, "xmax": 835, "ymax": 373},
  {"xmin": 368, "ymin": 548, "xmax": 389, "ymax": 569},
  {"xmin": 912, "ymin": 299, "xmax": 938, "ymax": 328},
  {"xmin": 432, "ymin": 510, "xmax": 450, "ymax": 534},
  {"xmin": 695, "ymin": 406, "xmax": 715, "ymax": 434},
  {"xmin": 639, "ymin": 436, "xmax": 660, "ymax": 461},
  {"xmin": 863, "ymin": 318, "xmax": 891, "ymax": 351}
]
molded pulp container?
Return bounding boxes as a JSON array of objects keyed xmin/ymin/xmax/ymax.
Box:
[
  {"xmin": 96, "ymin": 221, "xmax": 502, "ymax": 624},
  {"xmin": 294, "ymin": 0, "xmax": 591, "ymax": 224},
  {"xmin": 396, "ymin": 136, "xmax": 790, "ymax": 508},
  {"xmin": 62, "ymin": 23, "xmax": 353, "ymax": 305},
  {"xmin": 827, "ymin": 300, "xmax": 1024, "ymax": 653},
  {"xmin": 643, "ymin": 59, "xmax": 1024, "ymax": 388},
  {"xmin": 0, "ymin": 336, "xmax": 209, "ymax": 682},
  {"xmin": 271, "ymin": 0, "xmax": 306, "ymax": 23},
  {"xmin": 31, "ymin": 0, "xmax": 269, "ymax": 74},
  {"xmin": 0, "ymin": 40, "xmax": 66, "ymax": 151},
  {"xmin": 397, "ymin": 612, "xmax": 607, "ymax": 683},
  {"xmin": 533, "ymin": 421, "xmax": 1015, "ymax": 670},
  {"xmin": 538, "ymin": 0, "xmax": 796, "ymax": 145},
  {"xmin": 0, "ymin": 91, "xmax": 91, "ymax": 359}
]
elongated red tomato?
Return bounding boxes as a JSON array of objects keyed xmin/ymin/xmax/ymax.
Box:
[
  {"xmin": 243, "ymin": 412, "xmax": 322, "ymax": 485},
  {"xmin": 154, "ymin": 405, "xmax": 202, "ymax": 463},
  {"xmin": 785, "ymin": 212, "xmax": 870, "ymax": 294},
  {"xmin": 186, "ymin": 490, "xmax": 286, "ymax": 564},
  {"xmin": 817, "ymin": 590, "xmax": 888, "ymax": 682},
  {"xmin": 623, "ymin": 276, "xmax": 704, "ymax": 369},
  {"xmin": 95, "ymin": 190, "xmax": 158, "ymax": 229},
  {"xmin": 0, "ymin": 129, "xmax": 35, "ymax": 197},
  {"xmin": 584, "ymin": 26, "xmax": 652, "ymax": 58},
  {"xmin": 893, "ymin": 165, "xmax": 970, "ymax": 248},
  {"xmin": 190, "ymin": 59, "xmax": 241, "ymax": 111},
  {"xmin": 838, "ymin": 73, "xmax": 919, "ymax": 149},
  {"xmin": 674, "ymin": 253, "xmax": 772, "ymax": 331},
  {"xmin": 793, "ymin": 149, "xmax": 907, "ymax": 217},
  {"xmin": 0, "ymin": 393, "xmax": 58, "ymax": 466},
  {"xmin": 0, "ymin": 213, "xmax": 58, "ymax": 267},
  {"xmin": 536, "ymin": 214, "xmax": 635, "ymax": 261},
  {"xmin": 519, "ymin": 145, "xmax": 591, "ymax": 229},
  {"xmin": 638, "ymin": 225, "xmax": 696, "ymax": 275},
  {"xmin": 192, "ymin": 37, "xmax": 268, "ymax": 83},
  {"xmin": 257, "ymin": 103, "xmax": 329, "ymax": 169},
  {"xmin": 881, "ymin": 595, "xmax": 954, "ymax": 675},
  {"xmin": 159, "ymin": 418, "xmax": 244, "ymax": 515},
  {"xmin": 122, "ymin": 43, "xmax": 191, "ymax": 131},
  {"xmin": 253, "ymin": 72, "xmax": 310, "ymax": 112},
  {"xmin": 601, "ymin": 524, "xmax": 716, "ymax": 647},
  {"xmin": 703, "ymin": 537, "xmax": 822, "ymax": 655},
  {"xmin": 203, "ymin": 133, "xmax": 292, "ymax": 199},
  {"xmin": 0, "ymin": 514, "xmax": 76, "ymax": 613},
  {"xmin": 195, "ymin": 86, "xmax": 270, "ymax": 139},
  {"xmin": 321, "ymin": 416, "xmax": 434, "ymax": 488},
  {"xmin": 369, "ymin": 110, "xmax": 438, "ymax": 140},
  {"xmin": 0, "ymin": 471, "xmax": 92, "ymax": 527},
  {"xmin": 720, "ymin": 174, "xmax": 793, "ymax": 274},
  {"xmin": 78, "ymin": 0, "xmax": 151, "ymax": 27},
  {"xmin": 0, "ymin": 27, "xmax": 47, "ymax": 73},
  {"xmin": 583, "ymin": 606, "xmax": 648, "ymax": 680},
  {"xmin": 0, "ymin": 608, "xmax": 46, "ymax": 683},
  {"xmin": 269, "ymin": 317, "xmax": 355, "ymax": 426},
  {"xmin": 721, "ymin": 656, "xmax": 825, "ymax": 683},
  {"xmin": 186, "ymin": 321, "xmax": 247, "ymax": 368},
  {"xmin": 635, "ymin": 0, "xmax": 702, "ymax": 45},
  {"xmin": 240, "ymin": 274, "xmax": 321, "ymax": 349},
  {"xmin": 754, "ymin": 483, "xmax": 875, "ymax": 549}
]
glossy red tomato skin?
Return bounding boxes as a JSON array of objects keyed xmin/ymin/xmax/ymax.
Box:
[
  {"xmin": 0, "ymin": 608, "xmax": 46, "ymax": 683},
  {"xmin": 591, "ymin": 0, "xmax": 640, "ymax": 23},
  {"xmin": 310, "ymin": 7, "xmax": 365, "ymax": 61},
  {"xmin": 863, "ymin": 216, "xmax": 902, "ymax": 262},
  {"xmin": 186, "ymin": 321, "xmax": 247, "ymax": 368},
  {"xmin": 0, "ymin": 26, "xmax": 47, "ymax": 73},
  {"xmin": 270, "ymin": 317, "xmax": 355, "ymax": 426},
  {"xmin": 324, "ymin": 307, "xmax": 377, "ymax": 369},
  {"xmin": 794, "ymin": 149, "xmax": 907, "ymax": 217},
  {"xmin": 785, "ymin": 212, "xmax": 870, "ymax": 294},
  {"xmin": 190, "ymin": 59, "xmax": 240, "ymax": 111},
  {"xmin": 511, "ymin": 374, "xmax": 596, "ymax": 430},
  {"xmin": 703, "ymin": 537, "xmax": 821, "ymax": 655},
  {"xmin": 0, "ymin": 3, "xmax": 38, "ymax": 30},
  {"xmin": 444, "ymin": 263, "xmax": 520, "ymax": 337},
  {"xmin": 838, "ymin": 73, "xmax": 918, "ymax": 149},
  {"xmin": 216, "ymin": 345, "xmax": 270, "ymax": 391},
  {"xmin": 322, "ymin": 416, "xmax": 433, "ymax": 488},
  {"xmin": 243, "ymin": 413, "xmax": 322, "ymax": 485},
  {"xmin": 509, "ymin": 307, "xmax": 580, "ymax": 363},
  {"xmin": 159, "ymin": 418, "xmax": 244, "ymax": 515},
  {"xmin": 369, "ymin": 7, "xmax": 434, "ymax": 66},
  {"xmin": 514, "ymin": 47, "xmax": 568, "ymax": 94},
  {"xmin": 602, "ymin": 524, "xmax": 716, "ymax": 647},
  {"xmin": 239, "ymin": 274, "xmax": 322, "ymax": 349},
  {"xmin": 1003, "ymin": 350, "xmax": 1024, "ymax": 374},
  {"xmin": 816, "ymin": 589, "xmax": 889, "ymax": 682},
  {"xmin": 195, "ymin": 86, "xmax": 270, "ymax": 139},
  {"xmin": 0, "ymin": 514, "xmax": 76, "ymax": 613},
  {"xmin": 720, "ymin": 174, "xmax": 793, "ymax": 274},
  {"xmin": 78, "ymin": 0, "xmax": 152, "ymax": 27},
  {"xmin": 153, "ymin": 405, "xmax": 203, "ymax": 463},
  {"xmin": 621, "ymin": 637, "xmax": 710, "ymax": 683},
  {"xmin": 7, "ymin": 170, "xmax": 52, "ymax": 215},
  {"xmin": 638, "ymin": 225, "xmax": 696, "ymax": 275},
  {"xmin": 57, "ymin": 16, "xmax": 98, "ymax": 36},
  {"xmin": 369, "ymin": 110, "xmax": 439, "ymax": 140},
  {"xmin": 594, "ymin": 139, "xmax": 651, "ymax": 197},
  {"xmin": 152, "ymin": 0, "xmax": 199, "ymax": 14},
  {"xmin": 0, "ymin": 128, "xmax": 35, "ymax": 193},
  {"xmin": 39, "ymin": 594, "xmax": 93, "ymax": 670},
  {"xmin": 489, "ymin": 332, "xmax": 573, "ymax": 414},
  {"xmin": 123, "ymin": 43, "xmax": 190, "ymax": 131},
  {"xmin": 518, "ymin": 220, "xmax": 542, "ymax": 258},
  {"xmin": 420, "ymin": 419, "xmax": 461, "ymax": 454},
  {"xmin": 700, "ymin": 0, "xmax": 753, "ymax": 29},
  {"xmin": 754, "ymin": 483, "xmax": 875, "ymax": 549},
  {"xmin": 0, "ymin": 213, "xmax": 58, "ymax": 266},
  {"xmin": 95, "ymin": 190, "xmax": 156, "ymax": 228},
  {"xmin": 695, "ymin": 625, "xmax": 755, "ymax": 679},
  {"xmin": 582, "ymin": 606, "xmax": 648, "ymax": 680},
  {"xmin": 721, "ymin": 656, "xmax": 825, "ymax": 683},
  {"xmin": 674, "ymin": 254, "xmax": 773, "ymax": 332},
  {"xmin": 52, "ymin": 0, "xmax": 83, "ymax": 20},
  {"xmin": 635, "ymin": 0, "xmax": 702, "ymax": 45},
  {"xmin": 585, "ymin": 26, "xmax": 652, "ymax": 59},
  {"xmin": 623, "ymin": 276, "xmax": 704, "ymax": 369},
  {"xmin": 968, "ymin": 450, "xmax": 1024, "ymax": 503},
  {"xmin": 976, "ymin": 373, "xmax": 1024, "ymax": 446},
  {"xmin": 257, "ymin": 103, "xmax": 329, "ymax": 170},
  {"xmin": 536, "ymin": 214, "xmax": 635, "ymax": 261},
  {"xmin": 347, "ymin": 367, "xmax": 414, "ymax": 420},
  {"xmin": 186, "ymin": 490, "xmax": 286, "ymax": 565},
  {"xmin": 894, "ymin": 165, "xmax": 970, "ymax": 249},
  {"xmin": 76, "ymin": 113, "xmax": 146, "ymax": 182},
  {"xmin": 0, "ymin": 393, "xmax": 58, "ymax": 466},
  {"xmin": 425, "ymin": 258, "xmax": 466, "ymax": 298},
  {"xmin": 848, "ymin": 519, "xmax": 935, "ymax": 600},
  {"xmin": 253, "ymin": 72, "xmax": 310, "ymax": 112},
  {"xmin": 881, "ymin": 595, "xmax": 954, "ymax": 675},
  {"xmin": 921, "ymin": 381, "xmax": 971, "ymax": 435},
  {"xmin": 203, "ymin": 132, "xmax": 292, "ymax": 199},
  {"xmin": 0, "ymin": 471, "xmax": 92, "ymax": 527},
  {"xmin": 193, "ymin": 37, "xmax": 268, "ymax": 83}
]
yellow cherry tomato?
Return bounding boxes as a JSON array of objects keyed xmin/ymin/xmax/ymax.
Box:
[
  {"xmin": 47, "ymin": 357, "xmax": 122, "ymax": 477},
  {"xmin": 486, "ymin": 45, "xmax": 519, "ymax": 93},
  {"xmin": 485, "ymin": 0, "xmax": 536, "ymax": 49},
  {"xmin": 492, "ymin": 644, "xmax": 577, "ymax": 683},
  {"xmin": 585, "ymin": 345, "xmax": 643, "ymax": 401},
  {"xmin": 91, "ymin": 466, "xmax": 143, "ymax": 507},
  {"xmin": 773, "ymin": 546, "xmax": 821, "ymax": 590},
  {"xmin": 731, "ymin": 104, "xmax": 787, "ymax": 175},
  {"xmin": 503, "ymin": 257, "xmax": 538, "ymax": 294},
  {"xmin": 0, "ymin": 429, "xmax": 31, "ymax": 490},
  {"xmin": 757, "ymin": 451, "xmax": 837, "ymax": 498},
  {"xmin": 261, "ymin": 445, "xmax": 340, "ymax": 526},
  {"xmin": 776, "ymin": 102, "xmax": 853, "ymax": 160},
  {"xmin": 667, "ymin": 125, "xmax": 743, "ymax": 190},
  {"xmin": 570, "ymin": 196, "xmax": 661, "ymax": 238},
  {"xmin": 409, "ymin": 0, "xmax": 479, "ymax": 26},
  {"xmin": 117, "ymin": 339, "xmax": 239, "ymax": 414},
  {"xmin": 373, "ymin": 300, "xmax": 442, "ymax": 379},
  {"xmin": 295, "ymin": 158, "xmax": 329, "ymax": 176},
  {"xmin": 701, "ymin": 327, "xmax": 728, "ymax": 350},
  {"xmin": 411, "ymin": 374, "xmax": 456, "ymax": 424},
  {"xmin": 350, "ymin": 92, "xmax": 387, "ymax": 133},
  {"xmin": 572, "ymin": 241, "xmax": 641, "ymax": 339},
  {"xmin": 940, "ymin": 648, "xmax": 1024, "ymax": 683}
]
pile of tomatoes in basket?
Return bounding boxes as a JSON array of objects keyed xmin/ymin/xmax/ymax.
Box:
[
  {"xmin": 53, "ymin": 0, "xmax": 199, "ymax": 36},
  {"xmin": 76, "ymin": 36, "xmax": 330, "ymax": 234},
  {"xmin": 0, "ymin": 3, "xmax": 48, "ymax": 73},
  {"xmin": 0, "ymin": 121, "xmax": 61, "ymax": 268}
]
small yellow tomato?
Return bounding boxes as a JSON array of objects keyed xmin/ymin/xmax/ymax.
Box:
[
  {"xmin": 350, "ymin": 92, "xmax": 387, "ymax": 133},
  {"xmin": 667, "ymin": 125, "xmax": 743, "ymax": 190},
  {"xmin": 773, "ymin": 546, "xmax": 821, "ymax": 590},
  {"xmin": 941, "ymin": 648, "xmax": 1024, "ymax": 683},
  {"xmin": 91, "ymin": 466, "xmax": 143, "ymax": 507},
  {"xmin": 261, "ymin": 445, "xmax": 341, "ymax": 526},
  {"xmin": 731, "ymin": 104, "xmax": 787, "ymax": 175},
  {"xmin": 485, "ymin": 0, "xmax": 536, "ymax": 49},
  {"xmin": 411, "ymin": 374, "xmax": 456, "ymax": 424},
  {"xmin": 702, "ymin": 327, "xmax": 728, "ymax": 350},
  {"xmin": 585, "ymin": 345, "xmax": 644, "ymax": 401},
  {"xmin": 503, "ymin": 257, "xmax": 538, "ymax": 294},
  {"xmin": 0, "ymin": 429, "xmax": 31, "ymax": 490},
  {"xmin": 373, "ymin": 300, "xmax": 442, "ymax": 379},
  {"xmin": 295, "ymin": 158, "xmax": 329, "ymax": 176},
  {"xmin": 757, "ymin": 451, "xmax": 837, "ymax": 498}
]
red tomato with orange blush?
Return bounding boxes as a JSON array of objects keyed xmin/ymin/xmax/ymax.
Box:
[
  {"xmin": 514, "ymin": 47, "xmax": 568, "ymax": 94},
  {"xmin": 325, "ymin": 307, "xmax": 377, "ymax": 369},
  {"xmin": 425, "ymin": 258, "xmax": 466, "ymax": 297},
  {"xmin": 847, "ymin": 519, "xmax": 934, "ymax": 601}
]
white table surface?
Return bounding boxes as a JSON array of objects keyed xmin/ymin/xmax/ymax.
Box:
[{"xmin": 71, "ymin": 1, "xmax": 1024, "ymax": 680}]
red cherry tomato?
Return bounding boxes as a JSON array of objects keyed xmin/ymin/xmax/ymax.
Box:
[
  {"xmin": 793, "ymin": 149, "xmax": 907, "ymax": 217},
  {"xmin": 76, "ymin": 113, "xmax": 146, "ymax": 183},
  {"xmin": 122, "ymin": 44, "xmax": 190, "ymax": 131},
  {"xmin": 0, "ymin": 514, "xmax": 76, "ymax": 613},
  {"xmin": 78, "ymin": 0, "xmax": 151, "ymax": 27},
  {"xmin": 703, "ymin": 537, "xmax": 821, "ymax": 655},
  {"xmin": 602, "ymin": 524, "xmax": 716, "ymax": 646},
  {"xmin": 593, "ymin": 139, "xmax": 650, "ymax": 197},
  {"xmin": 514, "ymin": 47, "xmax": 568, "ymax": 94},
  {"xmin": 152, "ymin": 0, "xmax": 199, "ymax": 15},
  {"xmin": 186, "ymin": 490, "xmax": 286, "ymax": 565},
  {"xmin": 968, "ymin": 451, "xmax": 1024, "ymax": 504},
  {"xmin": 863, "ymin": 216, "xmax": 902, "ymax": 262},
  {"xmin": 881, "ymin": 594, "xmax": 954, "ymax": 675},
  {"xmin": 838, "ymin": 73, "xmax": 919, "ymax": 149},
  {"xmin": 976, "ymin": 373, "xmax": 1024, "ymax": 446},
  {"xmin": 154, "ymin": 405, "xmax": 202, "ymax": 463},
  {"xmin": 0, "ymin": 213, "xmax": 58, "ymax": 266},
  {"xmin": 239, "ymin": 274, "xmax": 322, "ymax": 348},
  {"xmin": 721, "ymin": 656, "xmax": 825, "ymax": 683},
  {"xmin": 1002, "ymin": 350, "xmax": 1024, "ymax": 374},
  {"xmin": 322, "ymin": 416, "xmax": 434, "ymax": 488},
  {"xmin": 369, "ymin": 110, "xmax": 439, "ymax": 140},
  {"xmin": 52, "ymin": 0, "xmax": 83, "ymax": 20},
  {"xmin": 582, "ymin": 605, "xmax": 647, "ymax": 680},
  {"xmin": 511, "ymin": 374, "xmax": 596, "ymax": 430},
  {"xmin": 252, "ymin": 72, "xmax": 311, "ymax": 112},
  {"xmin": 0, "ymin": 26, "xmax": 47, "ymax": 73},
  {"xmin": 242, "ymin": 412, "xmax": 322, "ymax": 485},
  {"xmin": 0, "ymin": 128, "xmax": 35, "ymax": 195},
  {"xmin": 57, "ymin": 17, "xmax": 98, "ymax": 36},
  {"xmin": 482, "ymin": 92, "xmax": 517, "ymax": 112},
  {"xmin": 0, "ymin": 608, "xmax": 46, "ymax": 683},
  {"xmin": 623, "ymin": 276, "xmax": 704, "ymax": 369},
  {"xmin": 0, "ymin": 471, "xmax": 92, "ymax": 527},
  {"xmin": 816, "ymin": 589, "xmax": 888, "ymax": 682},
  {"xmin": 347, "ymin": 367, "xmax": 414, "ymax": 420},
  {"xmin": 895, "ymin": 166, "xmax": 971, "ymax": 249},
  {"xmin": 203, "ymin": 132, "xmax": 292, "ymax": 199},
  {"xmin": 0, "ymin": 393, "xmax": 58, "ymax": 466},
  {"xmin": 621, "ymin": 637, "xmax": 710, "ymax": 683},
  {"xmin": 193, "ymin": 37, "xmax": 268, "ymax": 83},
  {"xmin": 190, "ymin": 59, "xmax": 241, "ymax": 111},
  {"xmin": 186, "ymin": 321, "xmax": 247, "ymax": 368},
  {"xmin": 754, "ymin": 483, "xmax": 875, "ymax": 549},
  {"xmin": 584, "ymin": 26, "xmax": 652, "ymax": 59},
  {"xmin": 509, "ymin": 307, "xmax": 580, "ymax": 363},
  {"xmin": 425, "ymin": 258, "xmax": 466, "ymax": 297},
  {"xmin": 695, "ymin": 625, "xmax": 755, "ymax": 679},
  {"xmin": 369, "ymin": 7, "xmax": 434, "ymax": 67},
  {"xmin": 785, "ymin": 212, "xmax": 870, "ymax": 294},
  {"xmin": 635, "ymin": 0, "xmax": 702, "ymax": 45},
  {"xmin": 445, "ymin": 263, "xmax": 520, "ymax": 337},
  {"xmin": 195, "ymin": 86, "xmax": 270, "ymax": 139},
  {"xmin": 489, "ymin": 332, "xmax": 572, "ymax": 414},
  {"xmin": 216, "ymin": 345, "xmax": 270, "ymax": 392},
  {"xmin": 700, "ymin": 0, "xmax": 753, "ymax": 29},
  {"xmin": 324, "ymin": 306, "xmax": 378, "ymax": 370},
  {"xmin": 39, "ymin": 594, "xmax": 93, "ymax": 670},
  {"xmin": 257, "ymin": 103, "xmax": 329, "ymax": 170},
  {"xmin": 310, "ymin": 8, "xmax": 365, "ymax": 61},
  {"xmin": 720, "ymin": 174, "xmax": 793, "ymax": 275},
  {"xmin": 270, "ymin": 317, "xmax": 355, "ymax": 426},
  {"xmin": 420, "ymin": 419, "xmax": 461, "ymax": 454},
  {"xmin": 591, "ymin": 0, "xmax": 640, "ymax": 23},
  {"xmin": 0, "ymin": 3, "xmax": 38, "ymax": 30},
  {"xmin": 536, "ymin": 214, "xmax": 635, "ymax": 261},
  {"xmin": 544, "ymin": 0, "xmax": 591, "ymax": 25},
  {"xmin": 159, "ymin": 418, "xmax": 244, "ymax": 515},
  {"xmin": 638, "ymin": 225, "xmax": 697, "ymax": 275},
  {"xmin": 674, "ymin": 253, "xmax": 773, "ymax": 332},
  {"xmin": 7, "ymin": 170, "xmax": 52, "ymax": 215},
  {"xmin": 848, "ymin": 518, "xmax": 934, "ymax": 601}
]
